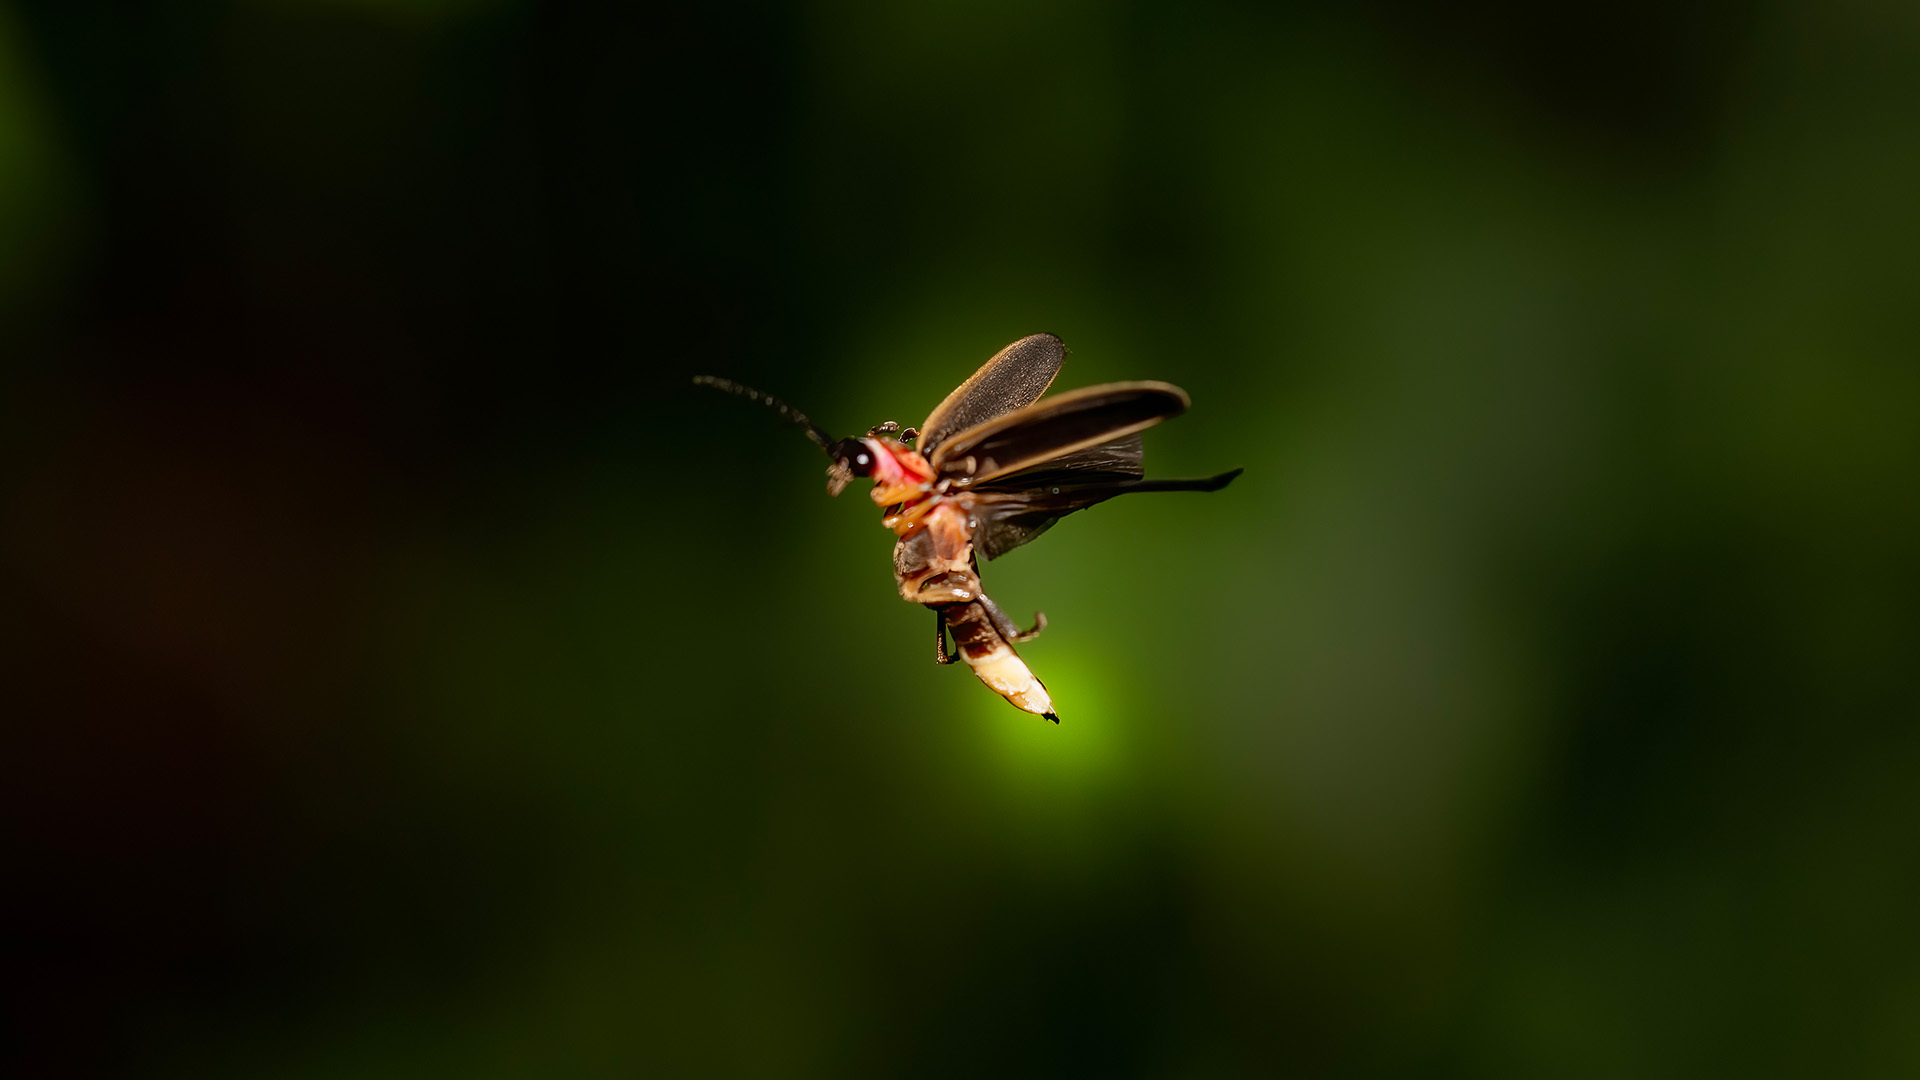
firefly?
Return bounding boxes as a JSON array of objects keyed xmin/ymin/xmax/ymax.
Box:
[{"xmin": 696, "ymin": 333, "xmax": 1240, "ymax": 722}]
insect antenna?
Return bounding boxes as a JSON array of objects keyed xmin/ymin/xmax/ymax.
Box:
[{"xmin": 692, "ymin": 376, "xmax": 836, "ymax": 453}]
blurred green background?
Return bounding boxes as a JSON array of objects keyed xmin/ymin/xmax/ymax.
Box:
[{"xmin": 5, "ymin": 0, "xmax": 1917, "ymax": 1076}]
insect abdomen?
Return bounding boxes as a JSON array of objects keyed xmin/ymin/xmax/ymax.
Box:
[{"xmin": 943, "ymin": 601, "xmax": 1057, "ymax": 722}]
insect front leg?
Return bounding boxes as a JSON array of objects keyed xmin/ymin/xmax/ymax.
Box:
[{"xmin": 979, "ymin": 592, "xmax": 1047, "ymax": 643}]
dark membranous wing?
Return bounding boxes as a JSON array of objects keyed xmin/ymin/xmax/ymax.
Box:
[
  {"xmin": 971, "ymin": 466, "xmax": 1245, "ymax": 560},
  {"xmin": 971, "ymin": 490, "xmax": 1099, "ymax": 560},
  {"xmin": 962, "ymin": 433, "xmax": 1145, "ymax": 560},
  {"xmin": 918, "ymin": 334, "xmax": 1066, "ymax": 455},
  {"xmin": 962, "ymin": 434, "xmax": 1141, "ymax": 559},
  {"xmin": 929, "ymin": 381, "xmax": 1189, "ymax": 488},
  {"xmin": 976, "ymin": 432, "xmax": 1144, "ymax": 490}
]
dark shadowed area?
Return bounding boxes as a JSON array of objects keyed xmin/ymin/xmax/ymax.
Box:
[{"xmin": 4, "ymin": 1, "xmax": 1917, "ymax": 1076}]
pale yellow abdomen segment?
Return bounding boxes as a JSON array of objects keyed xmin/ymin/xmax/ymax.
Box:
[{"xmin": 962, "ymin": 638, "xmax": 1055, "ymax": 720}]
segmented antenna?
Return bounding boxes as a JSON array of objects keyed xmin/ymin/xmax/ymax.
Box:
[{"xmin": 693, "ymin": 375, "xmax": 836, "ymax": 452}]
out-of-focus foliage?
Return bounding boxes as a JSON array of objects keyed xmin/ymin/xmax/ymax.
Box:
[{"xmin": 5, "ymin": 1, "xmax": 1916, "ymax": 1076}]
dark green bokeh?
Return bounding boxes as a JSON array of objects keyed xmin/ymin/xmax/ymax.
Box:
[{"xmin": 5, "ymin": 1, "xmax": 1917, "ymax": 1076}]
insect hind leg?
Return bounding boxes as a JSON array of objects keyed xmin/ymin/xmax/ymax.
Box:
[{"xmin": 980, "ymin": 593, "xmax": 1047, "ymax": 643}]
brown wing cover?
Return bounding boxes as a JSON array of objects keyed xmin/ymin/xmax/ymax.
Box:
[
  {"xmin": 919, "ymin": 334, "xmax": 1066, "ymax": 455},
  {"xmin": 928, "ymin": 382, "xmax": 1189, "ymax": 487}
]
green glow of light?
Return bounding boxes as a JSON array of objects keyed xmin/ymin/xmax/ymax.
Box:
[{"xmin": 968, "ymin": 645, "xmax": 1131, "ymax": 793}]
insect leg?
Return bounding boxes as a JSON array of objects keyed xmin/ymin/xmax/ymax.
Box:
[
  {"xmin": 980, "ymin": 593, "xmax": 1048, "ymax": 643},
  {"xmin": 934, "ymin": 608, "xmax": 959, "ymax": 664}
]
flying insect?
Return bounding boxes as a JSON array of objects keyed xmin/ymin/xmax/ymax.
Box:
[{"xmin": 695, "ymin": 333, "xmax": 1240, "ymax": 721}]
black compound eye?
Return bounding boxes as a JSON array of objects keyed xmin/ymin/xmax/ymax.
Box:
[{"xmin": 838, "ymin": 440, "xmax": 875, "ymax": 477}]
